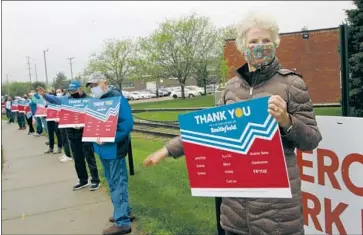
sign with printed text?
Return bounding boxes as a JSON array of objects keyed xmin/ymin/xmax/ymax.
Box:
[
  {"xmin": 46, "ymin": 104, "xmax": 60, "ymax": 121},
  {"xmin": 34, "ymin": 99, "xmax": 47, "ymax": 117},
  {"xmin": 82, "ymin": 96, "xmax": 121, "ymax": 142},
  {"xmin": 11, "ymin": 100, "xmax": 18, "ymax": 112},
  {"xmin": 58, "ymin": 98, "xmax": 90, "ymax": 128},
  {"xmin": 24, "ymin": 101, "xmax": 32, "ymax": 118},
  {"xmin": 17, "ymin": 100, "xmax": 26, "ymax": 113},
  {"xmin": 300, "ymin": 116, "xmax": 363, "ymax": 235},
  {"xmin": 178, "ymin": 96, "xmax": 291, "ymax": 198}
]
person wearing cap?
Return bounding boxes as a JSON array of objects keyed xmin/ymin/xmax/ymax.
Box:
[
  {"xmin": 86, "ymin": 72, "xmax": 134, "ymax": 235},
  {"xmin": 38, "ymin": 80, "xmax": 101, "ymax": 191}
]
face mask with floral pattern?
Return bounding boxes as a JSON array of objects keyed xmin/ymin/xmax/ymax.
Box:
[{"xmin": 243, "ymin": 43, "xmax": 276, "ymax": 68}]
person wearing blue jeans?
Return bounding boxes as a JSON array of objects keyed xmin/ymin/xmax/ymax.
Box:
[
  {"xmin": 86, "ymin": 72, "xmax": 134, "ymax": 235},
  {"xmin": 35, "ymin": 117, "xmax": 43, "ymax": 135}
]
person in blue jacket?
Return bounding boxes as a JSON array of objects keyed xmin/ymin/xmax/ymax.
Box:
[
  {"xmin": 38, "ymin": 81, "xmax": 100, "ymax": 191},
  {"xmin": 29, "ymin": 90, "xmax": 44, "ymax": 137},
  {"xmin": 86, "ymin": 72, "xmax": 134, "ymax": 235}
]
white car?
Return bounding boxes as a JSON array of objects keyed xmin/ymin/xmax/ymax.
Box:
[
  {"xmin": 186, "ymin": 85, "xmax": 205, "ymax": 95},
  {"xmin": 129, "ymin": 92, "xmax": 143, "ymax": 100},
  {"xmin": 140, "ymin": 91, "xmax": 157, "ymax": 99},
  {"xmin": 170, "ymin": 88, "xmax": 199, "ymax": 99}
]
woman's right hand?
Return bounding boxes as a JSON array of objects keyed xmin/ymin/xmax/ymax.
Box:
[
  {"xmin": 37, "ymin": 87, "xmax": 45, "ymax": 96},
  {"xmin": 143, "ymin": 147, "xmax": 169, "ymax": 167}
]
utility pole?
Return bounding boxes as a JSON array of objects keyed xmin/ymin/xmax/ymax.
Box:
[
  {"xmin": 34, "ymin": 64, "xmax": 38, "ymax": 82},
  {"xmin": 6, "ymin": 74, "xmax": 10, "ymax": 95},
  {"xmin": 43, "ymin": 48, "xmax": 49, "ymax": 86},
  {"xmin": 26, "ymin": 56, "xmax": 32, "ymax": 83},
  {"xmin": 66, "ymin": 57, "xmax": 75, "ymax": 79}
]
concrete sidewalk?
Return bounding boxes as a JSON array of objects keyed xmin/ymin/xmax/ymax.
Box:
[{"xmin": 1, "ymin": 121, "xmax": 139, "ymax": 234}]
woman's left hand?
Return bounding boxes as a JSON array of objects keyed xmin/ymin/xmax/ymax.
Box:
[{"xmin": 268, "ymin": 95, "xmax": 292, "ymax": 128}]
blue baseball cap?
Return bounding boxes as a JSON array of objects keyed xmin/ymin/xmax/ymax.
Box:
[{"xmin": 68, "ymin": 80, "xmax": 82, "ymax": 92}]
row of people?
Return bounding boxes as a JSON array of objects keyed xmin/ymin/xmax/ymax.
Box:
[{"xmin": 37, "ymin": 76, "xmax": 134, "ymax": 235}]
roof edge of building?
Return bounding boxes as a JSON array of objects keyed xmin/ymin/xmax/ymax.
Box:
[{"xmin": 225, "ymin": 26, "xmax": 340, "ymax": 42}]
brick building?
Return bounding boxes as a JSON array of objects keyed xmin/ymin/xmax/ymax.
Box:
[{"xmin": 224, "ymin": 27, "xmax": 341, "ymax": 104}]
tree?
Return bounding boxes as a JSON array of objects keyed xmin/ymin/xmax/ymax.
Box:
[
  {"xmin": 52, "ymin": 72, "xmax": 69, "ymax": 90},
  {"xmin": 131, "ymin": 37, "xmax": 169, "ymax": 96},
  {"xmin": 86, "ymin": 39, "xmax": 136, "ymax": 90},
  {"xmin": 346, "ymin": 0, "xmax": 363, "ymax": 117},
  {"xmin": 31, "ymin": 81, "xmax": 47, "ymax": 91},
  {"xmin": 143, "ymin": 13, "xmax": 220, "ymax": 98},
  {"xmin": 1, "ymin": 82, "xmax": 33, "ymax": 97},
  {"xmin": 219, "ymin": 24, "xmax": 237, "ymax": 41},
  {"xmin": 192, "ymin": 21, "xmax": 221, "ymax": 95}
]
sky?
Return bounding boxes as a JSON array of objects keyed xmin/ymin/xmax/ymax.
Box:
[{"xmin": 1, "ymin": 1, "xmax": 356, "ymax": 83}]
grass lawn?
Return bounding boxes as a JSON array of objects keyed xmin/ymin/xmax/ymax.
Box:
[
  {"xmin": 131, "ymin": 95, "xmax": 215, "ymax": 109},
  {"xmin": 132, "ymin": 95, "xmax": 341, "ymax": 121},
  {"xmin": 126, "ymin": 134, "xmax": 216, "ymax": 235}
]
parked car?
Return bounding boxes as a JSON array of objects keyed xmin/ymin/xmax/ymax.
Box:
[
  {"xmin": 158, "ymin": 88, "xmax": 171, "ymax": 97},
  {"xmin": 147, "ymin": 88, "xmax": 170, "ymax": 97},
  {"xmin": 129, "ymin": 91, "xmax": 143, "ymax": 100},
  {"xmin": 164, "ymin": 86, "xmax": 180, "ymax": 93},
  {"xmin": 170, "ymin": 88, "xmax": 200, "ymax": 99},
  {"xmin": 140, "ymin": 90, "xmax": 157, "ymax": 99},
  {"xmin": 186, "ymin": 85, "xmax": 204, "ymax": 95}
]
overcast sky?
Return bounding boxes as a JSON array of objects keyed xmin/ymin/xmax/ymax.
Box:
[{"xmin": 2, "ymin": 1, "xmax": 356, "ymax": 83}]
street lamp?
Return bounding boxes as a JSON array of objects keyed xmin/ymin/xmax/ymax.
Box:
[
  {"xmin": 43, "ymin": 48, "xmax": 49, "ymax": 86},
  {"xmin": 66, "ymin": 57, "xmax": 75, "ymax": 79}
]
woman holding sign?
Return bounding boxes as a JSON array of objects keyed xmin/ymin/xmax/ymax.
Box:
[{"xmin": 144, "ymin": 12, "xmax": 322, "ymax": 235}]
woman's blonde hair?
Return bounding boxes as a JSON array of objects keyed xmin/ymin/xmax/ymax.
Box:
[{"xmin": 235, "ymin": 12, "xmax": 280, "ymax": 53}]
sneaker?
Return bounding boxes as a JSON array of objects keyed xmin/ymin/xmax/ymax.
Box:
[
  {"xmin": 73, "ymin": 182, "xmax": 90, "ymax": 191},
  {"xmin": 53, "ymin": 148, "xmax": 62, "ymax": 154},
  {"xmin": 103, "ymin": 225, "xmax": 131, "ymax": 235},
  {"xmin": 90, "ymin": 183, "xmax": 100, "ymax": 191},
  {"xmin": 59, "ymin": 154, "xmax": 67, "ymax": 160},
  {"xmin": 33, "ymin": 133, "xmax": 41, "ymax": 137},
  {"xmin": 60, "ymin": 156, "xmax": 73, "ymax": 163},
  {"xmin": 44, "ymin": 149, "xmax": 53, "ymax": 154}
]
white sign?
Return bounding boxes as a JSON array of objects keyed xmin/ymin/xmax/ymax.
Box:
[{"xmin": 299, "ymin": 116, "xmax": 363, "ymax": 235}]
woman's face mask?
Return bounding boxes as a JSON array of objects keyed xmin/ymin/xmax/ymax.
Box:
[
  {"xmin": 56, "ymin": 93, "xmax": 63, "ymax": 97},
  {"xmin": 244, "ymin": 43, "xmax": 276, "ymax": 68},
  {"xmin": 244, "ymin": 28, "xmax": 276, "ymax": 68}
]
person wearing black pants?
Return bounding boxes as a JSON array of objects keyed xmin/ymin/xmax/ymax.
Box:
[
  {"xmin": 39, "ymin": 81, "xmax": 100, "ymax": 191},
  {"xmin": 45, "ymin": 121, "xmax": 62, "ymax": 154},
  {"xmin": 58, "ymin": 128, "xmax": 73, "ymax": 163},
  {"xmin": 24, "ymin": 94, "xmax": 35, "ymax": 135},
  {"xmin": 26, "ymin": 116, "xmax": 35, "ymax": 134},
  {"xmin": 67, "ymin": 128, "xmax": 100, "ymax": 190}
]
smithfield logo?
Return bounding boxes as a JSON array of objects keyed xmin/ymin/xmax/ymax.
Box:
[
  {"xmin": 105, "ymin": 100, "xmax": 113, "ymax": 105},
  {"xmin": 194, "ymin": 106, "xmax": 251, "ymax": 125}
]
